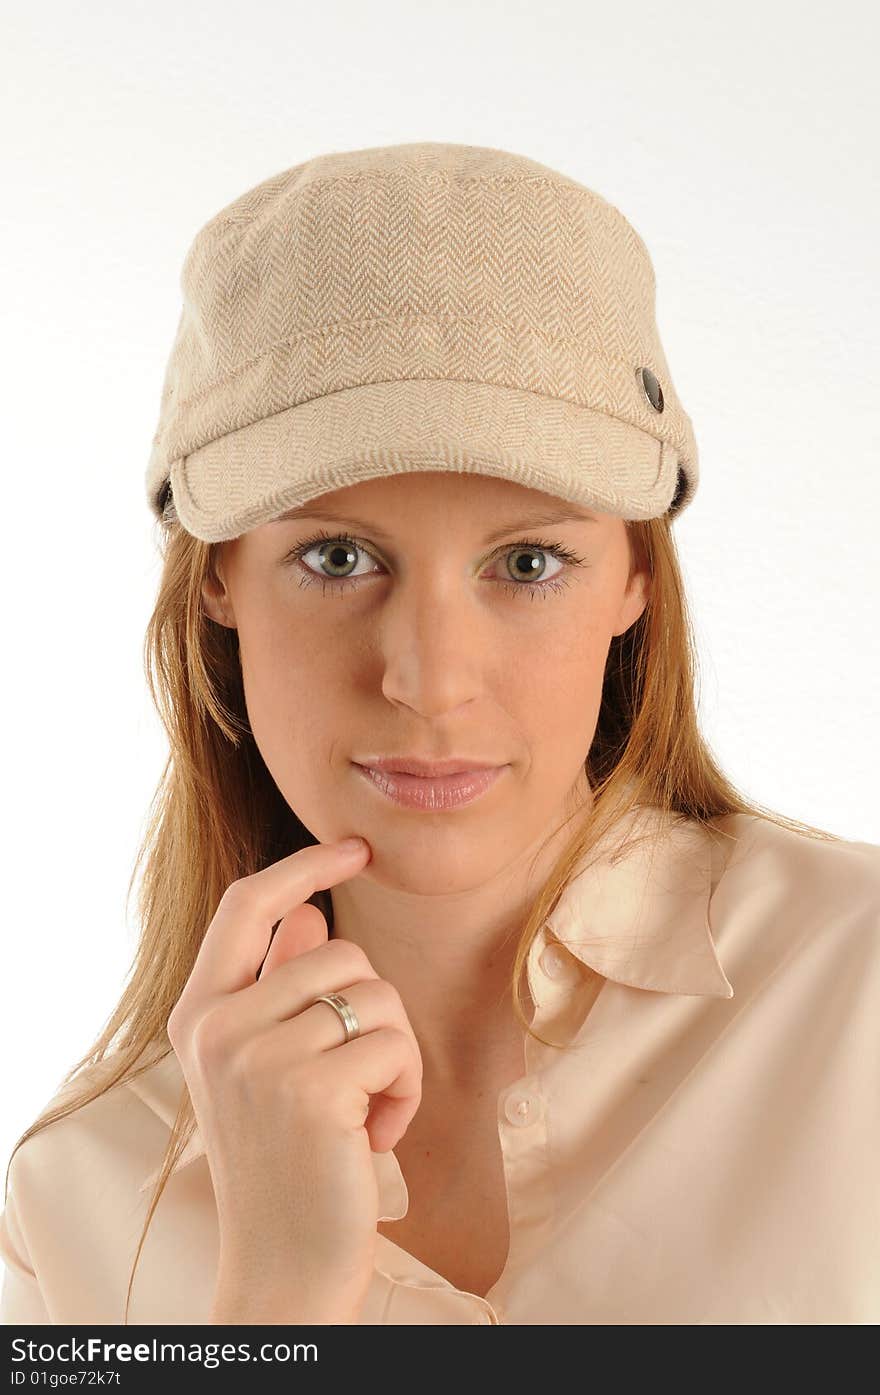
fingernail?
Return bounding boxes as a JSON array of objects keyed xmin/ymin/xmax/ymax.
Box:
[{"xmin": 338, "ymin": 836, "xmax": 367, "ymax": 852}]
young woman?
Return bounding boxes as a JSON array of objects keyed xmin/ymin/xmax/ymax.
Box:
[{"xmin": 2, "ymin": 141, "xmax": 877, "ymax": 1327}]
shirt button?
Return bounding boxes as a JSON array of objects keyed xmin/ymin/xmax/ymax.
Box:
[
  {"xmin": 503, "ymin": 1084, "xmax": 542, "ymax": 1127},
  {"xmin": 540, "ymin": 942, "xmax": 572, "ymax": 979}
]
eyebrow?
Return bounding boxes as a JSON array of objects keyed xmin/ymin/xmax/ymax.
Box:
[{"xmin": 271, "ymin": 504, "xmax": 600, "ymax": 544}]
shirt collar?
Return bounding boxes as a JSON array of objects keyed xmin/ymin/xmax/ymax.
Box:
[
  {"xmin": 131, "ymin": 795, "xmax": 734, "ymax": 1201},
  {"xmin": 542, "ymin": 797, "xmax": 735, "ymax": 999}
]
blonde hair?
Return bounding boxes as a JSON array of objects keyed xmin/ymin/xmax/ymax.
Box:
[{"xmin": 4, "ymin": 472, "xmax": 843, "ymax": 1323}]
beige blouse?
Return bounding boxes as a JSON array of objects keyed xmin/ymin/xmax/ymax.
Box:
[{"xmin": 2, "ymin": 802, "xmax": 879, "ymax": 1325}]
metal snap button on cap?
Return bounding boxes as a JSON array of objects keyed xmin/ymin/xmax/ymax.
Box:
[{"xmin": 638, "ymin": 365, "xmax": 664, "ymax": 413}]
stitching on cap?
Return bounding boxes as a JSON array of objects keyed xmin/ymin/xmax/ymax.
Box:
[
  {"xmin": 169, "ymin": 374, "xmax": 671, "ymax": 465},
  {"xmin": 167, "ymin": 312, "xmax": 668, "ymax": 417}
]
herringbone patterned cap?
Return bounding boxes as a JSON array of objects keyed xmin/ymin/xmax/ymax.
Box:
[{"xmin": 145, "ymin": 141, "xmax": 698, "ymax": 540}]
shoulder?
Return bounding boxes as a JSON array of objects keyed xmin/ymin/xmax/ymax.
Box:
[
  {"xmin": 4, "ymin": 1046, "xmax": 173, "ymax": 1205},
  {"xmin": 713, "ymin": 811, "xmax": 880, "ymax": 911},
  {"xmin": 0, "ymin": 1046, "xmax": 180, "ymax": 1323},
  {"xmin": 708, "ymin": 811, "xmax": 880, "ymax": 1000}
]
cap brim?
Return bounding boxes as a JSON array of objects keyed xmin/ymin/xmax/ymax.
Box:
[{"xmin": 164, "ymin": 378, "xmax": 685, "ymax": 541}]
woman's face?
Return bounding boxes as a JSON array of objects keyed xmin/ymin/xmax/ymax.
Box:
[{"xmin": 202, "ymin": 471, "xmax": 650, "ymax": 892}]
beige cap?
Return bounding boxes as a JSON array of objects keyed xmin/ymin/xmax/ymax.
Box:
[{"xmin": 145, "ymin": 141, "xmax": 698, "ymax": 540}]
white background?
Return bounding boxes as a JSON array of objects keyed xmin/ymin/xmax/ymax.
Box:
[{"xmin": 2, "ymin": 0, "xmax": 877, "ymax": 1170}]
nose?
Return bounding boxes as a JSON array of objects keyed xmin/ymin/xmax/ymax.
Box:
[{"xmin": 375, "ymin": 570, "xmax": 493, "ymax": 717}]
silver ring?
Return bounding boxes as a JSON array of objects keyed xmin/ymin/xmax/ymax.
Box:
[{"xmin": 312, "ymin": 992, "xmax": 360, "ymax": 1043}]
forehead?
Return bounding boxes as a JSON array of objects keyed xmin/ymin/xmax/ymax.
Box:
[
  {"xmin": 272, "ymin": 469, "xmax": 605, "ymax": 527},
  {"xmin": 272, "ymin": 501, "xmax": 600, "ymax": 535},
  {"xmin": 271, "ymin": 478, "xmax": 604, "ymax": 538}
]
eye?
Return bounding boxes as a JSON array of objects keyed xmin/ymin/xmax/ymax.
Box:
[
  {"xmin": 282, "ymin": 529, "xmax": 588, "ymax": 601},
  {"xmin": 295, "ymin": 533, "xmax": 375, "ymax": 582}
]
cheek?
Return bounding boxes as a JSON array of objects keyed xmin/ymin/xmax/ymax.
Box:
[
  {"xmin": 505, "ymin": 619, "xmax": 610, "ymax": 701},
  {"xmin": 239, "ymin": 619, "xmax": 348, "ymax": 771},
  {"xmin": 237, "ymin": 619, "xmax": 362, "ymax": 842},
  {"xmin": 503, "ymin": 622, "xmax": 608, "ymax": 756}
]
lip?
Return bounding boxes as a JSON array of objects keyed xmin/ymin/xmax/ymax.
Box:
[
  {"xmin": 353, "ymin": 762, "xmax": 508, "ymax": 811},
  {"xmin": 354, "ymin": 756, "xmax": 503, "ymax": 777}
]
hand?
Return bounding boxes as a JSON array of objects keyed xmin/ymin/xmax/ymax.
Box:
[{"xmin": 166, "ymin": 837, "xmax": 423, "ymax": 1325}]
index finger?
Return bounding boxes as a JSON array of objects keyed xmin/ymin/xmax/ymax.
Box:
[{"xmin": 188, "ymin": 837, "xmax": 371, "ymax": 1000}]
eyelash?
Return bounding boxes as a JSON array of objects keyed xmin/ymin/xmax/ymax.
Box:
[{"xmin": 282, "ymin": 528, "xmax": 588, "ymax": 602}]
